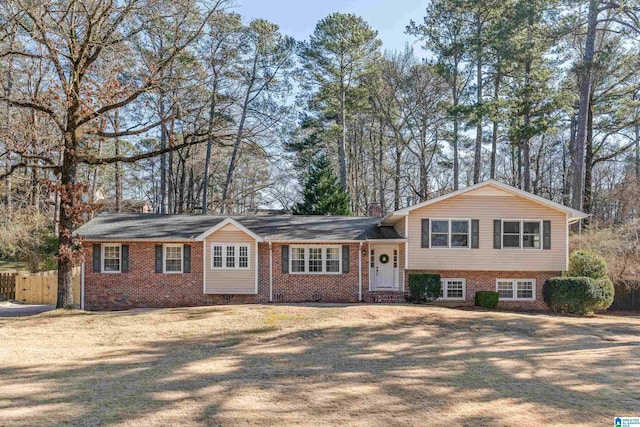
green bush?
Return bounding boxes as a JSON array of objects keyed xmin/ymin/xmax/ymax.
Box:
[
  {"xmin": 543, "ymin": 276, "xmax": 615, "ymax": 315},
  {"xmin": 408, "ymin": 274, "xmax": 441, "ymax": 303},
  {"xmin": 568, "ymin": 250, "xmax": 607, "ymax": 279},
  {"xmin": 474, "ymin": 291, "xmax": 499, "ymax": 309}
]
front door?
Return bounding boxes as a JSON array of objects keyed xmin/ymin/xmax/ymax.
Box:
[{"xmin": 373, "ymin": 245, "xmax": 397, "ymax": 290}]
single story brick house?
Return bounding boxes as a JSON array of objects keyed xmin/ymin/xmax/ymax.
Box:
[{"xmin": 75, "ymin": 180, "xmax": 587, "ymax": 310}]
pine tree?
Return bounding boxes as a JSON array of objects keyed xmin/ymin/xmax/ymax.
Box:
[{"xmin": 293, "ymin": 154, "xmax": 351, "ymax": 215}]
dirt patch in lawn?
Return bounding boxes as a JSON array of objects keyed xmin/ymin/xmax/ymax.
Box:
[{"xmin": 0, "ymin": 304, "xmax": 638, "ymax": 426}]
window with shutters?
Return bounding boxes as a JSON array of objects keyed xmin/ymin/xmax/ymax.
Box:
[
  {"xmin": 102, "ymin": 244, "xmax": 121, "ymax": 273},
  {"xmin": 496, "ymin": 279, "xmax": 536, "ymax": 300},
  {"xmin": 290, "ymin": 245, "xmax": 342, "ymax": 274},
  {"xmin": 164, "ymin": 244, "xmax": 183, "ymax": 273},
  {"xmin": 430, "ymin": 219, "xmax": 470, "ymax": 249},
  {"xmin": 502, "ymin": 220, "xmax": 542, "ymax": 249},
  {"xmin": 211, "ymin": 244, "xmax": 250, "ymax": 270}
]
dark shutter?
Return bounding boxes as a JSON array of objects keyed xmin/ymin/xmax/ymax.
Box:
[
  {"xmin": 543, "ymin": 220, "xmax": 551, "ymax": 250},
  {"xmin": 471, "ymin": 219, "xmax": 480, "ymax": 249},
  {"xmin": 92, "ymin": 244, "xmax": 101, "ymax": 273},
  {"xmin": 183, "ymin": 244, "xmax": 191, "ymax": 273},
  {"xmin": 121, "ymin": 245, "xmax": 129, "ymax": 273},
  {"xmin": 155, "ymin": 245, "xmax": 163, "ymax": 273},
  {"xmin": 281, "ymin": 245, "xmax": 289, "ymax": 273},
  {"xmin": 421, "ymin": 218, "xmax": 430, "ymax": 248},
  {"xmin": 493, "ymin": 220, "xmax": 502, "ymax": 249},
  {"xmin": 342, "ymin": 245, "xmax": 350, "ymax": 274}
]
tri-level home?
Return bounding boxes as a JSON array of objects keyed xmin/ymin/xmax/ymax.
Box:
[{"xmin": 75, "ymin": 180, "xmax": 587, "ymax": 310}]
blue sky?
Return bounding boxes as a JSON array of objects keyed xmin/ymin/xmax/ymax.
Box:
[{"xmin": 233, "ymin": 0, "xmax": 428, "ymax": 54}]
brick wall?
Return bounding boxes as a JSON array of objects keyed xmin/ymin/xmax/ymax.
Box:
[
  {"xmin": 405, "ymin": 270, "xmax": 560, "ymax": 310},
  {"xmin": 84, "ymin": 241, "xmax": 369, "ymax": 310},
  {"xmin": 266, "ymin": 243, "xmax": 368, "ymax": 303}
]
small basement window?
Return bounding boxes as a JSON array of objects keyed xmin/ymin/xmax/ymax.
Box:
[
  {"xmin": 440, "ymin": 278, "xmax": 466, "ymax": 300},
  {"xmin": 496, "ymin": 279, "xmax": 535, "ymax": 301}
]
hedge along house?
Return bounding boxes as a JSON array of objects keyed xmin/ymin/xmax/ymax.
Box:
[{"xmin": 75, "ymin": 180, "xmax": 587, "ymax": 310}]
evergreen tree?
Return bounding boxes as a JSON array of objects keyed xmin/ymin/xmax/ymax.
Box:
[{"xmin": 293, "ymin": 154, "xmax": 351, "ymax": 215}]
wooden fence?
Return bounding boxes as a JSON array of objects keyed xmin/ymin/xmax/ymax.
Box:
[
  {"xmin": 609, "ymin": 283, "xmax": 640, "ymax": 312},
  {"xmin": 0, "ymin": 273, "xmax": 16, "ymax": 301},
  {"xmin": 15, "ymin": 267, "xmax": 81, "ymax": 305}
]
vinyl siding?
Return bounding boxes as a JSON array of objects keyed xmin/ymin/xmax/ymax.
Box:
[
  {"xmin": 204, "ymin": 224, "xmax": 257, "ymax": 294},
  {"xmin": 405, "ymin": 193, "xmax": 567, "ymax": 272}
]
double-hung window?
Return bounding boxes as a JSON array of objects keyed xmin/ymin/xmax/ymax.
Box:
[
  {"xmin": 164, "ymin": 244, "xmax": 183, "ymax": 273},
  {"xmin": 502, "ymin": 220, "xmax": 541, "ymax": 249},
  {"xmin": 102, "ymin": 244, "xmax": 121, "ymax": 273},
  {"xmin": 431, "ymin": 219, "xmax": 470, "ymax": 248},
  {"xmin": 496, "ymin": 279, "xmax": 535, "ymax": 300},
  {"xmin": 440, "ymin": 278, "xmax": 466, "ymax": 300},
  {"xmin": 290, "ymin": 246, "xmax": 342, "ymax": 274},
  {"xmin": 211, "ymin": 244, "xmax": 250, "ymax": 270}
]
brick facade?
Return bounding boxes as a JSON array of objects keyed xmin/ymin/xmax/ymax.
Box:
[
  {"xmin": 84, "ymin": 242, "xmax": 557, "ymax": 311},
  {"xmin": 84, "ymin": 242, "xmax": 369, "ymax": 310},
  {"xmin": 405, "ymin": 270, "xmax": 560, "ymax": 310}
]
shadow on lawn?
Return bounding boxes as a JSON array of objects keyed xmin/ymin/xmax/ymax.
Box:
[{"xmin": 1, "ymin": 307, "xmax": 639, "ymax": 426}]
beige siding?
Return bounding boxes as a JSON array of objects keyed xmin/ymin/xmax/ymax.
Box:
[
  {"xmin": 394, "ymin": 219, "xmax": 406, "ymax": 237},
  {"xmin": 204, "ymin": 224, "xmax": 257, "ymax": 294},
  {"xmin": 405, "ymin": 192, "xmax": 567, "ymax": 272}
]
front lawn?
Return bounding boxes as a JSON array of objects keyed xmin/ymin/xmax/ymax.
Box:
[{"xmin": 0, "ymin": 305, "xmax": 638, "ymax": 426}]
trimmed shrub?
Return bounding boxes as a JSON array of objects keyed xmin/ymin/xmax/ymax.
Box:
[
  {"xmin": 474, "ymin": 291, "xmax": 499, "ymax": 309},
  {"xmin": 568, "ymin": 250, "xmax": 607, "ymax": 279},
  {"xmin": 543, "ymin": 276, "xmax": 615, "ymax": 314},
  {"xmin": 408, "ymin": 274, "xmax": 441, "ymax": 303}
]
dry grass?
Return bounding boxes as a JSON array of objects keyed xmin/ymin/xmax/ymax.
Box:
[{"xmin": 0, "ymin": 304, "xmax": 639, "ymax": 426}]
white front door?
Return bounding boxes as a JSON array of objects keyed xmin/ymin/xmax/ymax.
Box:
[{"xmin": 372, "ymin": 245, "xmax": 397, "ymax": 290}]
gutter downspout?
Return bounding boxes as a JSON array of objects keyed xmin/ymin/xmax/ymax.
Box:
[
  {"xmin": 269, "ymin": 240, "xmax": 273, "ymax": 302},
  {"xmin": 358, "ymin": 242, "xmax": 363, "ymax": 302},
  {"xmin": 80, "ymin": 262, "xmax": 85, "ymax": 310}
]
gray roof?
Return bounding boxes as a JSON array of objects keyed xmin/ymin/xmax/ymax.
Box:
[{"xmin": 74, "ymin": 213, "xmax": 403, "ymax": 241}]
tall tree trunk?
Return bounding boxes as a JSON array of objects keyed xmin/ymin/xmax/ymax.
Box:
[
  {"xmin": 571, "ymin": 0, "xmax": 599, "ymax": 211},
  {"xmin": 202, "ymin": 70, "xmax": 219, "ymax": 214},
  {"xmin": 635, "ymin": 123, "xmax": 640, "ymax": 183},
  {"xmin": 160, "ymin": 99, "xmax": 168, "ymax": 214},
  {"xmin": 490, "ymin": 69, "xmax": 501, "ymax": 180},
  {"xmin": 453, "ymin": 118, "xmax": 460, "ymax": 191},
  {"xmin": 564, "ymin": 115, "xmax": 577, "ymax": 206},
  {"xmin": 168, "ymin": 118, "xmax": 175, "ymax": 214},
  {"xmin": 394, "ymin": 144, "xmax": 401, "ymax": 210},
  {"xmin": 221, "ymin": 45, "xmax": 260, "ymax": 214},
  {"xmin": 3, "ymin": 46, "xmax": 13, "ymax": 211},
  {"xmin": 114, "ymin": 111, "xmax": 122, "ymax": 213},
  {"xmin": 338, "ymin": 80, "xmax": 348, "ymax": 191},
  {"xmin": 473, "ymin": 17, "xmax": 483, "ymax": 184},
  {"xmin": 583, "ymin": 102, "xmax": 594, "ymax": 220}
]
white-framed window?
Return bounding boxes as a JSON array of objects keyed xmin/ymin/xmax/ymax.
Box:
[
  {"xmin": 496, "ymin": 279, "xmax": 536, "ymax": 300},
  {"xmin": 290, "ymin": 245, "xmax": 342, "ymax": 274},
  {"xmin": 211, "ymin": 244, "xmax": 250, "ymax": 270},
  {"xmin": 102, "ymin": 244, "xmax": 121, "ymax": 273},
  {"xmin": 431, "ymin": 219, "xmax": 470, "ymax": 248},
  {"xmin": 502, "ymin": 220, "xmax": 542, "ymax": 249},
  {"xmin": 440, "ymin": 278, "xmax": 466, "ymax": 300},
  {"xmin": 164, "ymin": 244, "xmax": 183, "ymax": 274}
]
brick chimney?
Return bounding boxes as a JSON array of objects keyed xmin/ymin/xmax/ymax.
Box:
[{"xmin": 367, "ymin": 202, "xmax": 383, "ymax": 217}]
